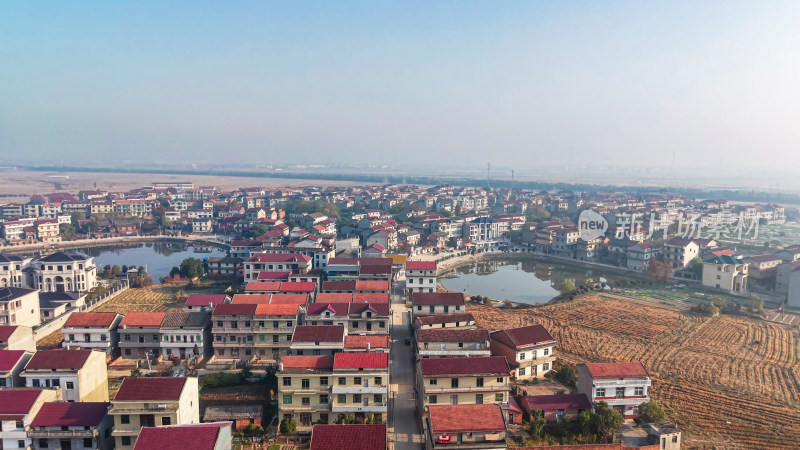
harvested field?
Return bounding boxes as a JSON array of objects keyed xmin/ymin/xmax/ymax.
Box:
[
  {"xmin": 469, "ymin": 295, "xmax": 800, "ymax": 449},
  {"xmin": 92, "ymin": 285, "xmax": 227, "ymax": 314}
]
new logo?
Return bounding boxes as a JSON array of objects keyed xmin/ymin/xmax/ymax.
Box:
[{"xmin": 578, "ymin": 209, "xmax": 608, "ymax": 241}]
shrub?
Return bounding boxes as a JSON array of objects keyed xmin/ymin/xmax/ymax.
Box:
[
  {"xmin": 638, "ymin": 401, "xmax": 667, "ymax": 424},
  {"xmin": 279, "ymin": 418, "xmax": 296, "ymax": 434},
  {"xmin": 555, "ymin": 365, "xmax": 578, "ymax": 386},
  {"xmin": 200, "ymin": 372, "xmax": 242, "ymax": 388}
]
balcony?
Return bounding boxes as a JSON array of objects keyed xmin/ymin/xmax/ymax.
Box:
[
  {"xmin": 332, "ymin": 385, "xmax": 388, "ymax": 394},
  {"xmin": 425, "ymin": 386, "xmax": 508, "ymax": 394},
  {"xmin": 109, "ymin": 404, "xmax": 179, "ymax": 414},
  {"xmin": 418, "ymin": 349, "xmax": 491, "ymax": 357},
  {"xmin": 281, "ymin": 404, "xmax": 329, "ymax": 412},
  {"xmin": 28, "ymin": 429, "xmax": 98, "ymax": 439},
  {"xmin": 280, "ymin": 386, "xmax": 331, "ymax": 394},
  {"xmin": 254, "ymin": 327, "xmax": 295, "ymax": 333},
  {"xmin": 213, "ymin": 340, "xmax": 254, "ymax": 347},
  {"xmin": 213, "ymin": 327, "xmax": 252, "ymax": 333},
  {"xmin": 592, "ymin": 379, "xmax": 651, "ymax": 388},
  {"xmin": 331, "ymin": 402, "xmax": 387, "ymax": 413}
]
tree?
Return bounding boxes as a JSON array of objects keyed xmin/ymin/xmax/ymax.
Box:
[
  {"xmin": 70, "ymin": 211, "xmax": 86, "ymax": 223},
  {"xmin": 746, "ymin": 294, "xmax": 763, "ymax": 313},
  {"xmin": 688, "ymin": 257, "xmax": 704, "ymax": 277},
  {"xmin": 238, "ymin": 361, "xmax": 253, "ymax": 381},
  {"xmin": 132, "ymin": 273, "xmax": 153, "ymax": 288},
  {"xmin": 130, "ymin": 368, "xmax": 142, "ymax": 377},
  {"xmin": 638, "ymin": 400, "xmax": 667, "ymax": 424},
  {"xmin": 111, "ymin": 265, "xmax": 122, "ymax": 276},
  {"xmin": 122, "ymin": 265, "xmax": 129, "ymax": 273},
  {"xmin": 591, "ymin": 401, "xmax": 624, "ymax": 438},
  {"xmin": 246, "ymin": 224, "xmax": 269, "ymax": 238},
  {"xmin": 179, "ymin": 258, "xmax": 204, "ymax": 278},
  {"xmin": 577, "ymin": 410, "xmax": 592, "ymax": 437},
  {"xmin": 555, "ymin": 365, "xmax": 578, "ymax": 386},
  {"xmin": 279, "ymin": 417, "xmax": 296, "ymax": 434},
  {"xmin": 646, "ymin": 259, "xmax": 672, "ymax": 282},
  {"xmin": 529, "ymin": 409, "xmax": 546, "ymax": 438},
  {"xmin": 59, "ymin": 223, "xmax": 75, "ymax": 237},
  {"xmin": 169, "ymin": 266, "xmax": 181, "ymax": 277},
  {"xmin": 558, "ymin": 279, "xmax": 576, "ymax": 294},
  {"xmin": 86, "ymin": 221, "xmax": 98, "ymax": 232}
]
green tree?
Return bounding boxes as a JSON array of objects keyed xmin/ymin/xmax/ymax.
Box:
[
  {"xmin": 555, "ymin": 365, "xmax": 578, "ymax": 386},
  {"xmin": 111, "ymin": 265, "xmax": 122, "ymax": 276},
  {"xmin": 86, "ymin": 221, "xmax": 98, "ymax": 232},
  {"xmin": 179, "ymin": 258, "xmax": 204, "ymax": 278},
  {"xmin": 638, "ymin": 400, "xmax": 667, "ymax": 424},
  {"xmin": 279, "ymin": 418, "xmax": 296, "ymax": 434},
  {"xmin": 577, "ymin": 410, "xmax": 592, "ymax": 437},
  {"xmin": 238, "ymin": 361, "xmax": 253, "ymax": 381},
  {"xmin": 688, "ymin": 257, "xmax": 704, "ymax": 277},
  {"xmin": 558, "ymin": 279, "xmax": 576, "ymax": 294},
  {"xmin": 130, "ymin": 368, "xmax": 142, "ymax": 377},
  {"xmin": 529, "ymin": 409, "xmax": 546, "ymax": 438},
  {"xmin": 591, "ymin": 401, "xmax": 624, "ymax": 438},
  {"xmin": 246, "ymin": 224, "xmax": 269, "ymax": 238},
  {"xmin": 745, "ymin": 294, "xmax": 763, "ymax": 313},
  {"xmin": 169, "ymin": 266, "xmax": 181, "ymax": 277},
  {"xmin": 70, "ymin": 211, "xmax": 86, "ymax": 223}
]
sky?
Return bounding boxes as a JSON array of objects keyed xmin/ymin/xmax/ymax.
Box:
[{"xmin": 1, "ymin": 1, "xmax": 799, "ymax": 171}]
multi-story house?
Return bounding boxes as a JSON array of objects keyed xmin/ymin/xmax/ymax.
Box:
[
  {"xmin": 32, "ymin": 252, "xmax": 97, "ymax": 293},
  {"xmin": 418, "ymin": 356, "xmax": 511, "ymax": 409},
  {"xmin": 310, "ymin": 424, "xmax": 386, "ymax": 450},
  {"xmin": 205, "ymin": 257, "xmax": 243, "ymax": 280},
  {"xmin": 305, "ymin": 303, "xmax": 389, "ymax": 334},
  {"xmin": 62, "ymin": 312, "xmax": 123, "ymax": 355},
  {"xmin": 0, "ymin": 389, "xmax": 58, "ymax": 450},
  {"xmin": 489, "ymin": 324, "xmax": 556, "ymax": 379},
  {"xmin": 0, "ymin": 288, "xmax": 41, "ymax": 327},
  {"xmin": 414, "ymin": 313, "xmax": 476, "ymax": 331},
  {"xmin": 160, "ymin": 311, "xmax": 212, "ymax": 359},
  {"xmin": 243, "ymin": 254, "xmax": 312, "ymax": 281},
  {"xmin": 576, "ymin": 361, "xmax": 651, "ymax": 418},
  {"xmin": 183, "ymin": 293, "xmax": 229, "ymax": 312},
  {"xmin": 28, "ymin": 402, "xmax": 114, "ymax": 450},
  {"xmin": 416, "ymin": 329, "xmax": 490, "ymax": 358},
  {"xmin": 0, "ymin": 349, "xmax": 33, "ymax": 387},
  {"xmin": 664, "ymin": 238, "xmax": 699, "ymax": 270},
  {"xmin": 702, "ymin": 255, "xmax": 748, "ymax": 293},
  {"xmin": 343, "ymin": 335, "xmax": 391, "ymax": 353},
  {"xmin": 405, "ymin": 261, "xmax": 437, "ymax": 294},
  {"xmin": 252, "ymin": 304, "xmax": 301, "ymax": 361},
  {"xmin": 552, "ymin": 227, "xmax": 579, "ymax": 258},
  {"xmin": 2, "ymin": 221, "xmax": 28, "ymax": 243},
  {"xmin": 0, "ymin": 254, "xmax": 33, "ymax": 288},
  {"xmin": 411, "ymin": 293, "xmax": 465, "ymax": 318},
  {"xmin": 331, "ymin": 353, "xmax": 389, "ymax": 424},
  {"xmin": 211, "ymin": 304, "xmax": 256, "ymax": 361},
  {"xmin": 34, "ymin": 219, "xmax": 60, "ymax": 243},
  {"xmin": 278, "ymin": 355, "xmax": 334, "ymax": 432},
  {"xmin": 0, "ymin": 325, "xmax": 36, "ymax": 351},
  {"xmin": 118, "ymin": 312, "xmax": 167, "ymax": 359},
  {"xmin": 22, "ymin": 349, "xmax": 109, "ymax": 402},
  {"xmin": 626, "ymin": 242, "xmax": 657, "ymax": 271},
  {"xmin": 109, "ymin": 377, "xmax": 200, "ymax": 449},
  {"xmin": 290, "ymin": 325, "xmax": 346, "ymax": 356},
  {"xmin": 776, "ymin": 261, "xmax": 800, "ymax": 307},
  {"xmin": 425, "ymin": 404, "xmax": 507, "ymax": 450},
  {"xmin": 743, "ymin": 254, "xmax": 782, "ymax": 283},
  {"xmin": 132, "ymin": 422, "xmax": 232, "ymax": 450}
]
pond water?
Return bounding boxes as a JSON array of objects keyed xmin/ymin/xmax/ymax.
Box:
[
  {"xmin": 440, "ymin": 259, "xmax": 619, "ymax": 304},
  {"xmin": 28, "ymin": 242, "xmax": 227, "ymax": 284}
]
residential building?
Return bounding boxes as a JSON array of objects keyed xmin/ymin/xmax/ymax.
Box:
[
  {"xmin": 62, "ymin": 312, "xmax": 123, "ymax": 355},
  {"xmin": 290, "ymin": 326, "xmax": 346, "ymax": 356},
  {"xmin": 110, "ymin": 377, "xmax": 200, "ymax": 449},
  {"xmin": 183, "ymin": 294, "xmax": 229, "ymax": 312},
  {"xmin": 626, "ymin": 242, "xmax": 657, "ymax": 271},
  {"xmin": 414, "ymin": 313, "xmax": 476, "ymax": 331},
  {"xmin": 211, "ymin": 304, "xmax": 257, "ymax": 361},
  {"xmin": 425, "ymin": 404, "xmax": 507, "ymax": 450},
  {"xmin": 132, "ymin": 423, "xmax": 232, "ymax": 450},
  {"xmin": 649, "ymin": 422, "xmax": 682, "ymax": 450},
  {"xmin": 305, "ymin": 303, "xmax": 390, "ymax": 334},
  {"xmin": 0, "ymin": 288, "xmax": 41, "ymax": 327},
  {"xmin": 521, "ymin": 394, "xmax": 592, "ymax": 422},
  {"xmin": 701, "ymin": 255, "xmax": 748, "ymax": 293},
  {"xmin": 28, "ymin": 402, "xmax": 114, "ymax": 450},
  {"xmin": 205, "ymin": 257, "xmax": 243, "ymax": 279},
  {"xmin": 39, "ymin": 292, "xmax": 85, "ymax": 322},
  {"xmin": 243, "ymin": 254, "xmax": 312, "ymax": 281},
  {"xmin": 0, "ymin": 325, "xmax": 36, "ymax": 351},
  {"xmin": 22, "ymin": 349, "xmax": 109, "ymax": 402},
  {"xmin": 489, "ymin": 324, "xmax": 556, "ymax": 379},
  {"xmin": 411, "ymin": 292, "xmax": 465, "ymax": 318},
  {"xmin": 416, "ymin": 329, "xmax": 491, "ymax": 358},
  {"xmin": 330, "ymin": 353, "xmax": 389, "ymax": 423},
  {"xmin": 32, "ymin": 252, "xmax": 97, "ymax": 293},
  {"xmin": 343, "ymin": 335, "xmax": 390, "ymax": 353},
  {"xmin": 664, "ymin": 238, "xmax": 699, "ymax": 270},
  {"xmin": 159, "ymin": 311, "xmax": 212, "ymax": 359},
  {"xmin": 576, "ymin": 361, "xmax": 651, "ymax": 418},
  {"xmin": 118, "ymin": 312, "xmax": 167, "ymax": 359},
  {"xmin": 405, "ymin": 261, "xmax": 437, "ymax": 294},
  {"xmin": 0, "ymin": 349, "xmax": 33, "ymax": 387},
  {"xmin": 310, "ymin": 424, "xmax": 387, "ymax": 450},
  {"xmin": 0, "ymin": 388, "xmax": 58, "ymax": 450},
  {"xmin": 252, "ymin": 304, "xmax": 302, "ymax": 361},
  {"xmin": 418, "ymin": 356, "xmax": 511, "ymax": 409},
  {"xmin": 278, "ymin": 355, "xmax": 335, "ymax": 432},
  {"xmin": 776, "ymin": 261, "xmax": 800, "ymax": 307},
  {"xmin": 0, "ymin": 254, "xmax": 33, "ymax": 288}
]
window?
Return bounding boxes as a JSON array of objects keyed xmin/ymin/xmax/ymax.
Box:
[
  {"xmin": 39, "ymin": 439, "xmax": 48, "ymax": 448},
  {"xmin": 496, "ymin": 377, "xmax": 503, "ymax": 383},
  {"xmin": 320, "ymin": 377, "xmax": 328, "ymax": 386},
  {"xmin": 374, "ymin": 377, "xmax": 382, "ymax": 385},
  {"xmin": 429, "ymin": 395, "xmax": 438, "ymax": 404},
  {"xmin": 120, "ymin": 415, "xmax": 130, "ymax": 424},
  {"xmin": 301, "ymin": 397, "xmax": 310, "ymax": 406},
  {"xmin": 354, "ymin": 377, "xmax": 362, "ymax": 385},
  {"xmin": 283, "ymin": 395, "xmax": 292, "ymax": 404},
  {"xmin": 353, "ymin": 394, "xmax": 362, "ymax": 403},
  {"xmin": 450, "ymin": 378, "xmax": 459, "ymax": 388},
  {"xmin": 476, "ymin": 394, "xmax": 483, "ymax": 404},
  {"xmin": 68, "ymin": 334, "xmax": 75, "ymax": 341},
  {"xmin": 495, "ymin": 393, "xmax": 503, "ymax": 402},
  {"xmin": 320, "ymin": 394, "xmax": 329, "ymax": 404},
  {"xmin": 83, "ymin": 438, "xmax": 93, "ymax": 447},
  {"xmin": 124, "ymin": 334, "xmax": 130, "ymax": 341},
  {"xmin": 273, "ymin": 335, "xmax": 279, "ymax": 343},
  {"xmin": 15, "ymin": 420, "xmax": 24, "ymax": 429},
  {"xmin": 0, "ymin": 379, "xmax": 5, "ymax": 387},
  {"xmin": 338, "ymin": 377, "xmax": 346, "ymax": 385},
  {"xmin": 672, "ymin": 436, "xmax": 678, "ymax": 443},
  {"xmin": 66, "ymin": 382, "xmax": 74, "ymax": 390},
  {"xmin": 121, "ymin": 437, "xmax": 131, "ymax": 446},
  {"xmin": 429, "ymin": 378, "xmax": 438, "ymax": 385},
  {"xmin": 543, "ymin": 348, "xmax": 550, "ymax": 356},
  {"xmin": 338, "ymin": 394, "xmax": 346, "ymax": 403},
  {"xmin": 596, "ymin": 388, "xmax": 606, "ymax": 397},
  {"xmin": 476, "ymin": 377, "xmax": 484, "ymax": 387},
  {"xmin": 320, "ymin": 413, "xmax": 329, "ymax": 424},
  {"xmin": 302, "ymin": 379, "xmax": 310, "ymax": 389},
  {"xmin": 161, "ymin": 417, "xmax": 171, "ymax": 426},
  {"xmin": 379, "ymin": 321, "xmax": 385, "ymax": 328},
  {"xmin": 635, "ymin": 387, "xmax": 644, "ymax": 396},
  {"xmin": 519, "ymin": 352, "xmax": 526, "ymax": 360},
  {"xmin": 18, "ymin": 440, "xmax": 26, "ymax": 448},
  {"xmin": 543, "ymin": 362, "xmax": 550, "ymax": 371},
  {"xmin": 518, "ymin": 367, "xmax": 526, "ymax": 376}
]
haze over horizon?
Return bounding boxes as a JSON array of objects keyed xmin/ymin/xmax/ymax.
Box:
[{"xmin": 1, "ymin": 1, "xmax": 799, "ymax": 171}]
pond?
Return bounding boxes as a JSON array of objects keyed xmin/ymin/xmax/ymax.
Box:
[
  {"xmin": 440, "ymin": 259, "xmax": 620, "ymax": 304},
  {"xmin": 38, "ymin": 242, "xmax": 227, "ymax": 284}
]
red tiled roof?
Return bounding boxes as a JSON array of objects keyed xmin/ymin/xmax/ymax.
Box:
[
  {"xmin": 583, "ymin": 362, "xmax": 649, "ymax": 379},
  {"xmin": 490, "ymin": 325, "xmax": 555, "ymax": 349},
  {"xmin": 412, "ymin": 292, "xmax": 464, "ymax": 306},
  {"xmin": 120, "ymin": 312, "xmax": 167, "ymax": 327},
  {"xmin": 133, "ymin": 423, "xmax": 230, "ymax": 450},
  {"xmin": 352, "ymin": 293, "xmax": 390, "ymax": 303},
  {"xmin": 356, "ymin": 280, "xmax": 389, "ymax": 291},
  {"xmin": 0, "ymin": 388, "xmax": 45, "ymax": 415},
  {"xmin": 0, "ymin": 325, "xmax": 19, "ymax": 341},
  {"xmin": 232, "ymin": 294, "xmax": 272, "ymax": 305},
  {"xmin": 212, "ymin": 303, "xmax": 258, "ymax": 316},
  {"xmin": 115, "ymin": 377, "xmax": 188, "ymax": 401},
  {"xmin": 428, "ymin": 404, "xmax": 505, "ymax": 433},
  {"xmin": 31, "ymin": 402, "xmax": 109, "ymax": 427},
  {"xmin": 323, "ymin": 280, "xmax": 357, "ymax": 291},
  {"xmin": 406, "ymin": 261, "xmax": 437, "ymax": 271},
  {"xmin": 349, "ymin": 302, "xmax": 390, "ymax": 316},
  {"xmin": 245, "ymin": 253, "xmax": 311, "ymax": 263},
  {"xmin": 245, "ymin": 281, "xmax": 282, "ymax": 291},
  {"xmin": 184, "ymin": 294, "xmax": 229, "ymax": 306},
  {"xmin": 0, "ymin": 350, "xmax": 27, "ymax": 370},
  {"xmin": 280, "ymin": 282, "xmax": 316, "ymax": 292},
  {"xmin": 256, "ymin": 271, "xmax": 291, "ymax": 280},
  {"xmin": 421, "ymin": 356, "xmax": 510, "ymax": 376},
  {"xmin": 281, "ymin": 355, "xmax": 334, "ymax": 370},
  {"xmin": 292, "ymin": 325, "xmax": 345, "ymax": 343},
  {"xmin": 316, "ymin": 293, "xmax": 353, "ymax": 303},
  {"xmin": 333, "ymin": 352, "xmax": 388, "ymax": 370},
  {"xmin": 255, "ymin": 304, "xmax": 300, "ymax": 316},
  {"xmin": 523, "ymin": 394, "xmax": 592, "ymax": 412},
  {"xmin": 307, "ymin": 302, "xmax": 350, "ymax": 316},
  {"xmin": 269, "ymin": 294, "xmax": 309, "ymax": 305},
  {"xmin": 415, "ymin": 313, "xmax": 474, "ymax": 326},
  {"xmin": 310, "ymin": 424, "xmax": 387, "ymax": 450},
  {"xmin": 25, "ymin": 349, "xmax": 91, "ymax": 370},
  {"xmin": 344, "ymin": 335, "xmax": 390, "ymax": 349},
  {"xmin": 417, "ymin": 329, "xmax": 489, "ymax": 343},
  {"xmin": 64, "ymin": 312, "xmax": 119, "ymax": 328}
]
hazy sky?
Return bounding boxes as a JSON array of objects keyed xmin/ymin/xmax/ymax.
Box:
[{"xmin": 1, "ymin": 1, "xmax": 799, "ymax": 170}]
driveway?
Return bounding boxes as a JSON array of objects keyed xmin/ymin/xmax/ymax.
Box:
[{"xmin": 389, "ymin": 281, "xmax": 424, "ymax": 449}]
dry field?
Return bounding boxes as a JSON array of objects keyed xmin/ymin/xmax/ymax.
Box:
[
  {"xmin": 469, "ymin": 296, "xmax": 800, "ymax": 449},
  {"xmin": 92, "ymin": 285, "xmax": 226, "ymax": 314}
]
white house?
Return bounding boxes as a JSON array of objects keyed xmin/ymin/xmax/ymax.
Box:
[
  {"xmin": 576, "ymin": 361, "xmax": 651, "ymax": 419},
  {"xmin": 62, "ymin": 312, "xmax": 123, "ymax": 355}
]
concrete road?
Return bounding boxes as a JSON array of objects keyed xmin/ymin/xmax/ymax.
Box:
[{"xmin": 389, "ymin": 281, "xmax": 424, "ymax": 449}]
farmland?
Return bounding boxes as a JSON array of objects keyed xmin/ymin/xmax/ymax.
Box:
[
  {"xmin": 469, "ymin": 295, "xmax": 800, "ymax": 449},
  {"xmin": 92, "ymin": 285, "xmax": 228, "ymax": 314}
]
